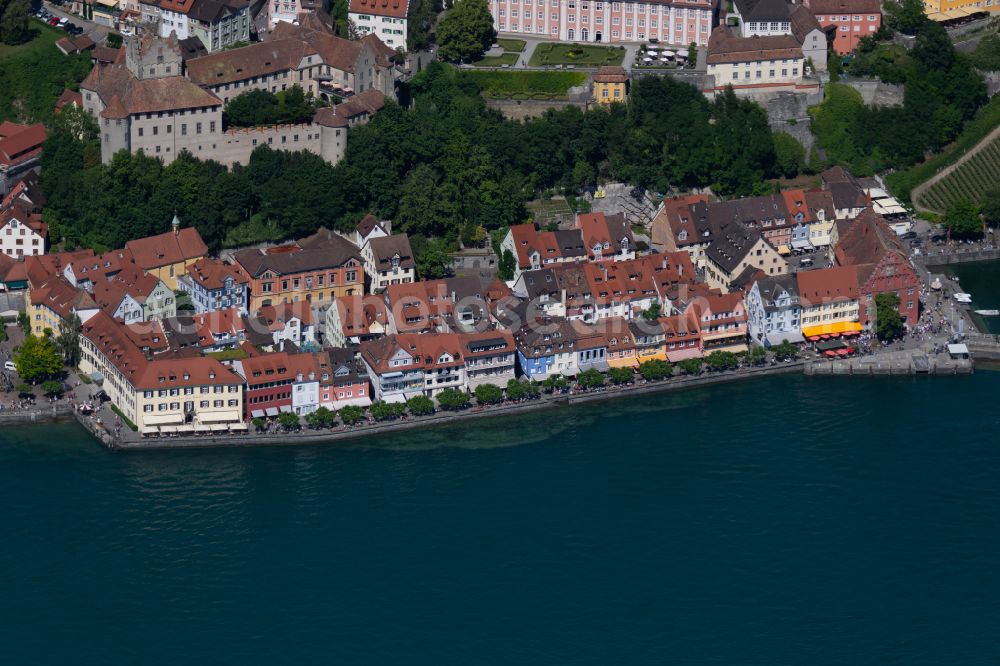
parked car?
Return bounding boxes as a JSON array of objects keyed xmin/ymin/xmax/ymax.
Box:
[
  {"xmin": 4, "ymin": 361, "xmax": 16, "ymax": 372},
  {"xmin": 69, "ymin": 25, "xmax": 83, "ymax": 34},
  {"xmin": 47, "ymin": 16, "xmax": 60, "ymax": 25}
]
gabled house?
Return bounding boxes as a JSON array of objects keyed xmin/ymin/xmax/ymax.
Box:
[
  {"xmin": 354, "ymin": 213, "xmax": 389, "ymax": 248},
  {"xmin": 683, "ymin": 287, "xmax": 748, "ymax": 353},
  {"xmin": 660, "ymin": 310, "xmax": 704, "ymax": 362},
  {"xmin": 822, "ymin": 166, "xmax": 869, "ymax": 220},
  {"xmin": 575, "ymin": 212, "xmax": 635, "ymax": 263},
  {"xmin": 233, "ymin": 228, "xmax": 363, "ymax": 311},
  {"xmin": 797, "ymin": 265, "xmax": 861, "ymax": 339},
  {"xmin": 234, "ymin": 351, "xmax": 317, "ymax": 419},
  {"xmin": 361, "ymin": 332, "xmax": 502, "ymax": 401},
  {"xmin": 383, "ymin": 277, "xmax": 487, "ymax": 334},
  {"xmin": 252, "ymin": 302, "xmax": 317, "ymax": 347},
  {"xmin": 500, "ymin": 223, "xmax": 587, "ymax": 280},
  {"xmin": 318, "ymin": 347, "xmax": 372, "ymax": 410},
  {"xmin": 513, "ymin": 316, "xmax": 605, "ymax": 381},
  {"xmin": 28, "ymin": 276, "xmax": 101, "ymax": 335},
  {"xmin": 80, "ymin": 312, "xmax": 245, "ymax": 432},
  {"xmin": 745, "ymin": 274, "xmax": 803, "ymax": 346},
  {"xmin": 0, "ymin": 121, "xmax": 47, "ymax": 197},
  {"xmin": 362, "ymin": 233, "xmax": 415, "ymax": 291},
  {"xmin": 124, "ymin": 217, "xmax": 208, "ymax": 290},
  {"xmin": 0, "ymin": 204, "xmax": 47, "ymax": 259},
  {"xmin": 833, "ymin": 208, "xmax": 920, "ymax": 328},
  {"xmin": 92, "ymin": 267, "xmax": 176, "ymax": 324},
  {"xmin": 325, "ymin": 294, "xmax": 390, "ymax": 347},
  {"xmin": 461, "ymin": 330, "xmax": 517, "ymax": 391},
  {"xmin": 703, "ymin": 219, "xmax": 788, "ymax": 292},
  {"xmin": 63, "ymin": 249, "xmax": 132, "ymax": 291},
  {"xmin": 177, "ymin": 257, "xmax": 249, "ymax": 315},
  {"xmin": 650, "ymin": 194, "xmax": 712, "ymax": 265}
]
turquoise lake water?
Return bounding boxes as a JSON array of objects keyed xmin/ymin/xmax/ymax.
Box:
[
  {"xmin": 3, "ymin": 373, "xmax": 1000, "ymax": 664},
  {"xmin": 943, "ymin": 260, "xmax": 1000, "ymax": 334}
]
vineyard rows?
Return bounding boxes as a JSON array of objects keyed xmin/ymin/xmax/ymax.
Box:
[{"xmin": 918, "ymin": 136, "xmax": 1000, "ymax": 213}]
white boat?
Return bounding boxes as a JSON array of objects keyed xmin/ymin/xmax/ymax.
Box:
[
  {"xmin": 954, "ymin": 293, "xmax": 973, "ymax": 303},
  {"xmin": 974, "ymin": 309, "xmax": 1000, "ymax": 316}
]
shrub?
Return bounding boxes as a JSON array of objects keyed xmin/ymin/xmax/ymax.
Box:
[{"xmin": 474, "ymin": 383, "xmax": 503, "ymax": 405}]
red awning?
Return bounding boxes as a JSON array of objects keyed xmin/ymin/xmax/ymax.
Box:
[
  {"xmin": 808, "ymin": 335, "xmax": 821, "ymax": 341},
  {"xmin": 824, "ymin": 350, "xmax": 837, "ymax": 357},
  {"xmin": 820, "ymin": 334, "xmax": 831, "ymax": 340}
]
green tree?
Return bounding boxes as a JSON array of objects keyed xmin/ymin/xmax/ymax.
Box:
[
  {"xmin": 772, "ymin": 341, "xmax": 799, "ymax": 361},
  {"xmin": 640, "ymin": 302, "xmax": 662, "ymax": 321},
  {"xmin": 608, "ymin": 366, "xmax": 634, "ymax": 384},
  {"xmin": 407, "ymin": 394, "xmax": 435, "ymax": 416},
  {"xmin": 339, "ymin": 405, "xmax": 366, "ymax": 425},
  {"xmin": 15, "ymin": 334, "xmax": 63, "ymax": 383},
  {"xmin": 874, "ymin": 292, "xmax": 906, "ymax": 341},
  {"xmin": 277, "ymin": 411, "xmax": 300, "ymax": 430},
  {"xmin": 943, "ymin": 199, "xmax": 983, "ymax": 239},
  {"xmin": 705, "ymin": 350, "xmax": 739, "ymax": 371},
  {"xmin": 773, "ymin": 133, "xmax": 805, "ymax": 178},
  {"xmin": 983, "ymin": 186, "xmax": 1000, "ymax": 228},
  {"xmin": 370, "ymin": 400, "xmax": 406, "ymax": 421},
  {"xmin": 410, "ymin": 235, "xmax": 455, "ymax": 280},
  {"xmin": 498, "ymin": 248, "xmax": 516, "ymax": 281},
  {"xmin": 41, "ymin": 380, "xmax": 63, "ymax": 397},
  {"xmin": 0, "ymin": 0, "xmax": 31, "ymax": 46},
  {"xmin": 16, "ymin": 382, "xmax": 33, "ymax": 397},
  {"xmin": 505, "ymin": 378, "xmax": 527, "ymax": 401},
  {"xmin": 56, "ymin": 312, "xmax": 82, "ymax": 367},
  {"xmin": 638, "ymin": 359, "xmax": 671, "ymax": 381},
  {"xmin": 541, "ymin": 375, "xmax": 568, "ymax": 393},
  {"xmin": 436, "ymin": 0, "xmax": 496, "ymax": 63},
  {"xmin": 17, "ymin": 311, "xmax": 29, "ymax": 334},
  {"xmin": 576, "ymin": 368, "xmax": 605, "ymax": 390},
  {"xmin": 746, "ymin": 345, "xmax": 767, "ymax": 366},
  {"xmin": 883, "ymin": 0, "xmax": 928, "ymax": 35},
  {"xmin": 678, "ymin": 358, "xmax": 703, "ymax": 375},
  {"xmin": 305, "ymin": 406, "xmax": 336, "ymax": 429},
  {"xmin": 474, "ymin": 383, "xmax": 503, "ymax": 405},
  {"xmin": 436, "ymin": 388, "xmax": 470, "ymax": 410},
  {"xmin": 252, "ymin": 416, "xmax": 267, "ymax": 432}
]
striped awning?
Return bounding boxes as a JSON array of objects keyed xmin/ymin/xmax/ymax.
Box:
[{"xmin": 801, "ymin": 321, "xmax": 862, "ymax": 338}]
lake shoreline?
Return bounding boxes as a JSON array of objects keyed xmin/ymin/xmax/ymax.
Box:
[{"xmin": 66, "ymin": 354, "xmax": 974, "ymax": 451}]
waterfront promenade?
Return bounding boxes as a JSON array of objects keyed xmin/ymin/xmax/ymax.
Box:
[{"xmin": 66, "ymin": 344, "xmax": 975, "ymax": 451}]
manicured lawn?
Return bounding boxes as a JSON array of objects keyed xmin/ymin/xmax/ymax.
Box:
[
  {"xmin": 0, "ymin": 19, "xmax": 94, "ymax": 123},
  {"xmin": 460, "ymin": 70, "xmax": 587, "ymax": 99},
  {"xmin": 496, "ymin": 38, "xmax": 526, "ymax": 53},
  {"xmin": 529, "ymin": 42, "xmax": 626, "ymax": 67},
  {"xmin": 0, "ymin": 19, "xmax": 65, "ymax": 57},
  {"xmin": 471, "ymin": 52, "xmax": 519, "ymax": 67}
]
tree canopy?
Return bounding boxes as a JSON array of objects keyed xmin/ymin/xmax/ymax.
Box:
[
  {"xmin": 15, "ymin": 334, "xmax": 63, "ymax": 383},
  {"xmin": 810, "ymin": 19, "xmax": 986, "ymax": 177},
  {"xmin": 436, "ymin": 0, "xmax": 496, "ymax": 63},
  {"xmin": 222, "ymin": 86, "xmax": 319, "ymax": 128},
  {"xmin": 0, "ymin": 0, "xmax": 31, "ymax": 45},
  {"xmin": 943, "ymin": 199, "xmax": 982, "ymax": 239},
  {"xmin": 874, "ymin": 292, "xmax": 906, "ymax": 341}
]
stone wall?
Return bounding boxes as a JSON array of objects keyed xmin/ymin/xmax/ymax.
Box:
[
  {"xmin": 484, "ymin": 97, "xmax": 591, "ymax": 121},
  {"xmin": 764, "ymin": 91, "xmax": 818, "ymax": 160},
  {"xmin": 209, "ymin": 123, "xmax": 324, "ymax": 167},
  {"xmin": 842, "ymin": 79, "xmax": 905, "ymax": 107}
]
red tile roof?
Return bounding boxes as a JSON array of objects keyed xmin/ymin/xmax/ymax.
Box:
[
  {"xmin": 796, "ymin": 265, "xmax": 859, "ymax": 306},
  {"xmin": 0, "ymin": 122, "xmax": 46, "ymax": 167},
  {"xmin": 125, "ymin": 227, "xmax": 208, "ymax": 271},
  {"xmin": 349, "ymin": 0, "xmax": 410, "ymax": 18},
  {"xmin": 184, "ymin": 257, "xmax": 247, "ymax": 290}
]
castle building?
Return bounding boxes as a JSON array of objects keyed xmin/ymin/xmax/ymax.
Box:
[{"xmin": 79, "ymin": 20, "xmax": 398, "ymax": 167}]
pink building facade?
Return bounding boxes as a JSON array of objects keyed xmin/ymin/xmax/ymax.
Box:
[{"xmin": 491, "ymin": 0, "xmax": 717, "ymax": 46}]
